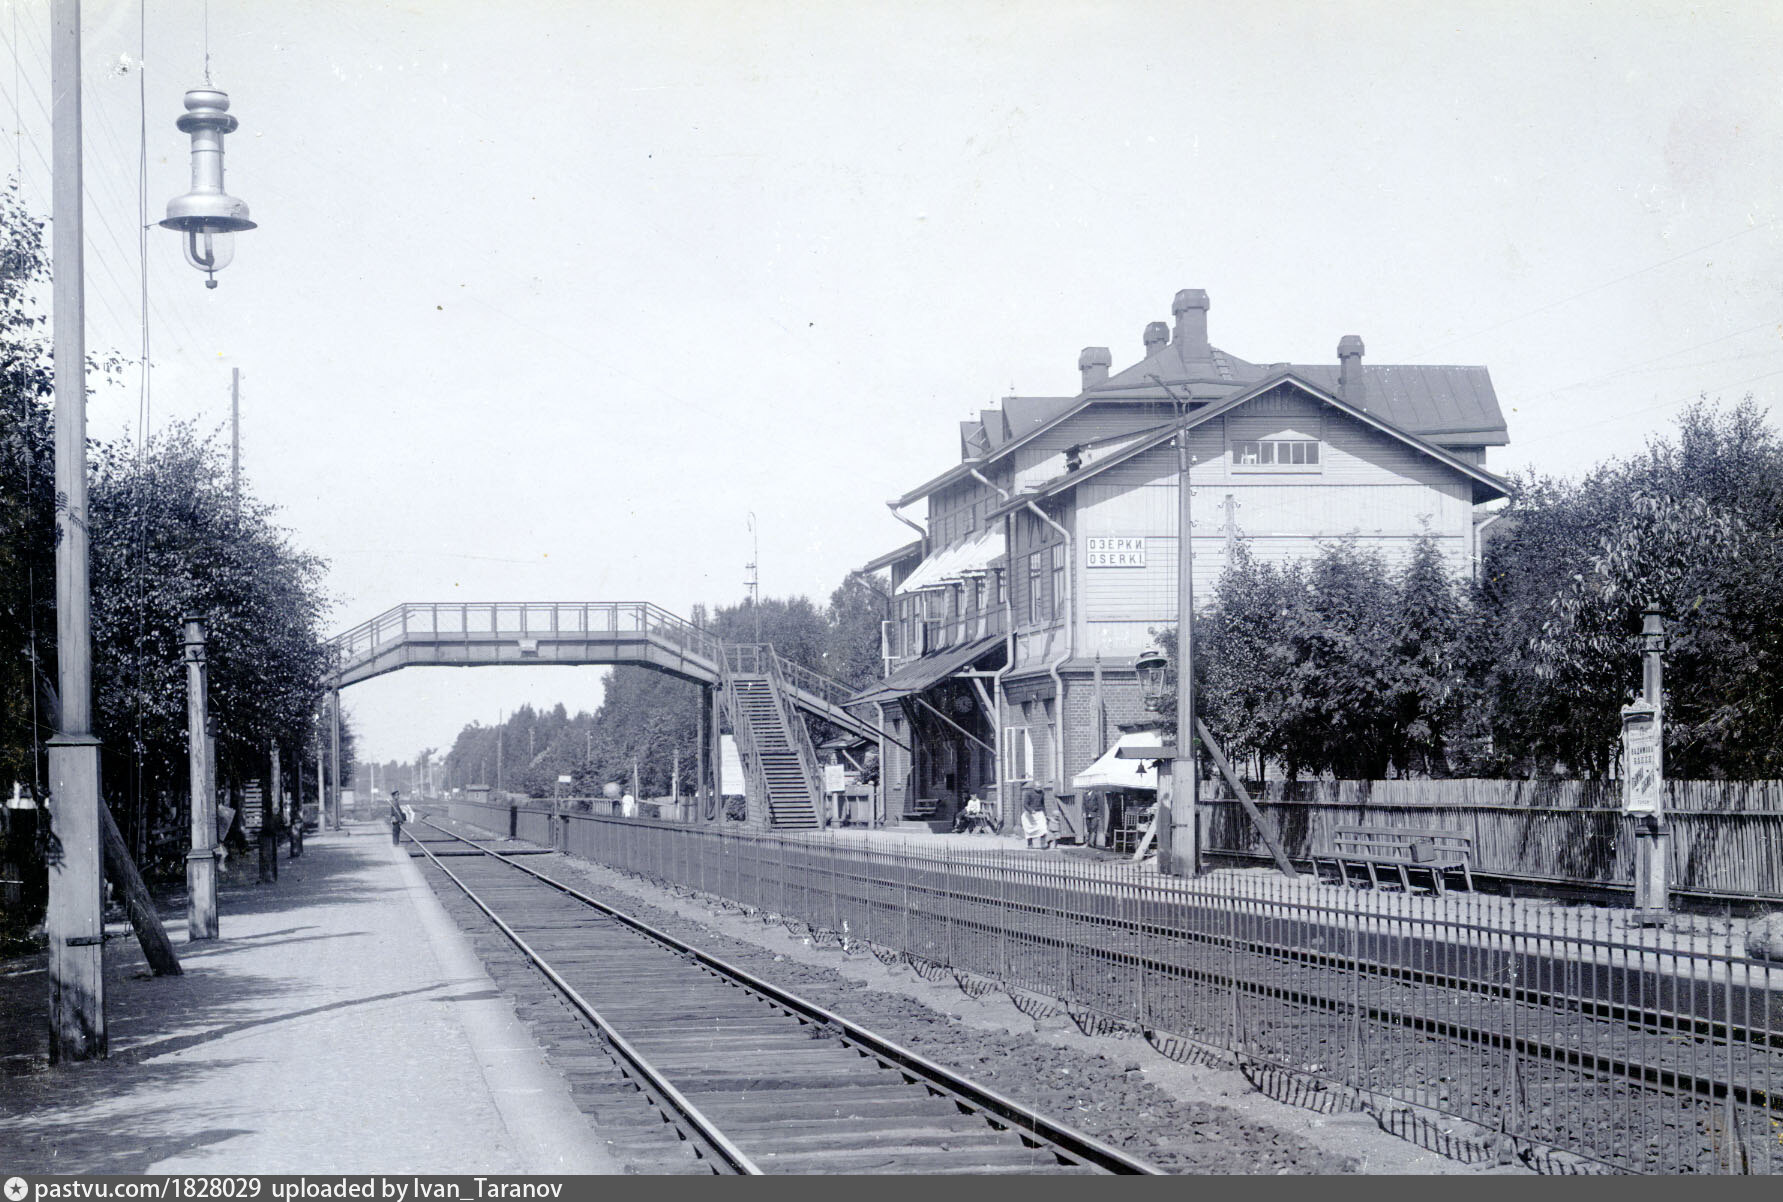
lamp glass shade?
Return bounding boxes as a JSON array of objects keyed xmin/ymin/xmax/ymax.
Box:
[
  {"xmin": 182, "ymin": 228, "xmax": 235, "ymax": 275},
  {"xmin": 1134, "ymin": 648, "xmax": 1169, "ymax": 707}
]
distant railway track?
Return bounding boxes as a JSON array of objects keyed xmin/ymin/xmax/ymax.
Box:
[{"xmin": 405, "ymin": 819, "xmax": 1165, "ymax": 1175}]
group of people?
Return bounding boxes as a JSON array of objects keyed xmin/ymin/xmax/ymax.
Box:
[{"xmin": 948, "ymin": 785, "xmax": 1055, "ymax": 849}]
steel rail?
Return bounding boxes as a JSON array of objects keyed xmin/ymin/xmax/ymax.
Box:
[
  {"xmin": 414, "ymin": 819, "xmax": 1166, "ymax": 1176},
  {"xmin": 404, "ymin": 829, "xmax": 761, "ymax": 1175}
]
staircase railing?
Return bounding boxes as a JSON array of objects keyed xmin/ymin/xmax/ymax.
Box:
[
  {"xmin": 716, "ymin": 655, "xmax": 772, "ymax": 824},
  {"xmin": 763, "ymin": 653, "xmax": 827, "ymax": 823}
]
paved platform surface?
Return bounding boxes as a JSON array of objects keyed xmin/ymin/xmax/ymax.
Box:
[{"xmin": 0, "ymin": 824, "xmax": 617, "ymax": 1175}]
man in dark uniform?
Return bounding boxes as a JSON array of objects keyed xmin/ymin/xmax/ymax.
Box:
[{"xmin": 389, "ymin": 789, "xmax": 405, "ymax": 844}]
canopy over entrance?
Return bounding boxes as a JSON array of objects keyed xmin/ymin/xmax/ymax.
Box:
[{"xmin": 1072, "ymin": 731, "xmax": 1162, "ymax": 792}]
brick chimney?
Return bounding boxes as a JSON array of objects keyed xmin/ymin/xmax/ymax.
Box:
[
  {"xmin": 1172, "ymin": 289, "xmax": 1210, "ymax": 359},
  {"xmin": 1143, "ymin": 321, "xmax": 1169, "ymax": 357},
  {"xmin": 1078, "ymin": 346, "xmax": 1111, "ymax": 390},
  {"xmin": 1338, "ymin": 335, "xmax": 1365, "ymax": 404}
]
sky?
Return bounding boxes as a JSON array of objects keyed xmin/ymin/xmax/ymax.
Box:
[{"xmin": 2, "ymin": 1, "xmax": 1779, "ymax": 763}]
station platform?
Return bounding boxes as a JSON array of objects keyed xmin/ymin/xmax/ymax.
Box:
[
  {"xmin": 775, "ymin": 821, "xmax": 1779, "ymax": 984},
  {"xmin": 0, "ymin": 824, "xmax": 617, "ymax": 1175}
]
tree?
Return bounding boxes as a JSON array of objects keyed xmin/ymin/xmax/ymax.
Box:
[
  {"xmin": 0, "ymin": 182, "xmax": 55, "ymax": 797},
  {"xmin": 824, "ymin": 574, "xmax": 888, "ymax": 691},
  {"xmin": 88, "ymin": 423, "xmax": 336, "ymax": 848},
  {"xmin": 1479, "ymin": 401, "xmax": 1777, "ymax": 778},
  {"xmin": 1389, "ymin": 534, "xmax": 1467, "ymax": 776}
]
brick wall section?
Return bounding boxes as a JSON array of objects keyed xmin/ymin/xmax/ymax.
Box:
[{"xmin": 1061, "ymin": 671, "xmax": 1146, "ymax": 787}]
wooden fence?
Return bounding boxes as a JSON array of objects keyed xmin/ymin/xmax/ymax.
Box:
[{"xmin": 1201, "ymin": 779, "xmax": 1783, "ymax": 899}]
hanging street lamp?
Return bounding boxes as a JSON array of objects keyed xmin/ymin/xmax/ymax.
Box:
[{"xmin": 160, "ymin": 88, "xmax": 255, "ymax": 288}]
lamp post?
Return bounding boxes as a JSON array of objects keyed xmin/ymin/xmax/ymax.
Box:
[
  {"xmin": 1626, "ymin": 606, "xmax": 1670, "ymax": 925},
  {"xmin": 183, "ymin": 616, "xmax": 219, "ymax": 939},
  {"xmin": 159, "ymin": 88, "xmax": 255, "ymax": 289}
]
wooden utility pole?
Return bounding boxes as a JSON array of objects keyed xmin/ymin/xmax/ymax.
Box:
[
  {"xmin": 1164, "ymin": 423, "xmax": 1200, "ymax": 876},
  {"xmin": 183, "ymin": 617, "xmax": 219, "ymax": 939},
  {"xmin": 45, "ymin": 0, "xmax": 106, "ymax": 1061},
  {"xmin": 259, "ymin": 742, "xmax": 279, "ymax": 883}
]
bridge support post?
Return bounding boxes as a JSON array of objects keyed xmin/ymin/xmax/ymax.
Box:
[
  {"xmin": 329, "ymin": 687, "xmax": 342, "ymax": 830},
  {"xmin": 700, "ymin": 685, "xmax": 722, "ymax": 823}
]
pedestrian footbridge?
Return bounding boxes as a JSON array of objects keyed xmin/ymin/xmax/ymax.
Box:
[{"xmin": 328, "ymin": 602, "xmax": 898, "ymax": 830}]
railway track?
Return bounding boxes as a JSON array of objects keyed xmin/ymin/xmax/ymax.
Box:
[
  {"xmin": 474, "ymin": 811, "xmax": 1779, "ymax": 1175},
  {"xmin": 404, "ymin": 819, "xmax": 1165, "ymax": 1175}
]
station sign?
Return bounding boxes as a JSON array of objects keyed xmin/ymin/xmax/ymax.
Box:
[
  {"xmin": 1086, "ymin": 536, "xmax": 1147, "ymax": 567},
  {"xmin": 1620, "ymin": 701, "xmax": 1663, "ymax": 815}
]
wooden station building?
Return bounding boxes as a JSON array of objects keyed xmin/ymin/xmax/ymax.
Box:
[{"xmin": 849, "ymin": 288, "xmax": 1513, "ymax": 828}]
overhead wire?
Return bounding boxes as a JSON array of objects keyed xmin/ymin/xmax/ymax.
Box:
[
  {"xmin": 11, "ymin": 8, "xmax": 141, "ymax": 327},
  {"xmin": 1404, "ymin": 219, "xmax": 1781, "ymax": 363}
]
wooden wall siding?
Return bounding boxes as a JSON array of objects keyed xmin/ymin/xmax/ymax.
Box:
[
  {"xmin": 1201, "ymin": 778, "xmax": 1783, "ymax": 898},
  {"xmin": 1228, "ymin": 411, "xmax": 1322, "ymax": 443},
  {"xmin": 926, "ymin": 477, "xmax": 996, "ymax": 548},
  {"xmin": 1013, "ymin": 622, "xmax": 1069, "ymax": 670},
  {"xmin": 1235, "ymin": 480, "xmax": 1471, "ymax": 536},
  {"xmin": 1315, "ymin": 406, "xmax": 1473, "ymax": 491},
  {"xmin": 1010, "ymin": 404, "xmax": 1177, "ymax": 493}
]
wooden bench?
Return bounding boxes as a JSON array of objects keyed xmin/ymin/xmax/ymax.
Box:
[{"xmin": 1318, "ymin": 826, "xmax": 1474, "ymax": 896}]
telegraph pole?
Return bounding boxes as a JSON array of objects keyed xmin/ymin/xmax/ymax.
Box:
[
  {"xmin": 260, "ymin": 740, "xmax": 279, "ymax": 883},
  {"xmin": 1164, "ymin": 426, "xmax": 1200, "ymax": 876},
  {"xmin": 45, "ymin": 0, "xmax": 106, "ymax": 1061},
  {"xmin": 183, "ymin": 617, "xmax": 219, "ymax": 939},
  {"xmin": 1145, "ymin": 374, "xmax": 1201, "ymax": 877}
]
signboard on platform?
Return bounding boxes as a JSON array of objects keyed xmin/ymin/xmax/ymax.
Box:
[
  {"xmin": 1621, "ymin": 702, "xmax": 1662, "ymax": 815},
  {"xmin": 1086, "ymin": 536, "xmax": 1146, "ymax": 567},
  {"xmin": 823, "ymin": 764, "xmax": 847, "ymax": 794}
]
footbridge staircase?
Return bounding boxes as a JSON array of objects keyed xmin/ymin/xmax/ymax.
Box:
[{"xmin": 328, "ymin": 602, "xmax": 900, "ymax": 830}]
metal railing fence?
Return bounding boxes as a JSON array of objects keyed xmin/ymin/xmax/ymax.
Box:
[
  {"xmin": 442, "ymin": 800, "xmax": 1781, "ymax": 1175},
  {"xmin": 332, "ymin": 601, "xmax": 723, "ymax": 669}
]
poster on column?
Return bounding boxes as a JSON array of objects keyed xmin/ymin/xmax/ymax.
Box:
[{"xmin": 1621, "ymin": 703, "xmax": 1662, "ymax": 815}]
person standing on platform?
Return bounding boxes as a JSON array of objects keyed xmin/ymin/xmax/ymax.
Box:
[
  {"xmin": 1019, "ymin": 786, "xmax": 1050, "ymax": 849},
  {"xmin": 1081, "ymin": 789, "xmax": 1107, "ymax": 849}
]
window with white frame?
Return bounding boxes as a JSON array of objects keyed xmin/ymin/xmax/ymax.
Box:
[
  {"xmin": 1049, "ymin": 543, "xmax": 1066, "ymax": 622},
  {"xmin": 1028, "ymin": 553, "xmax": 1045, "ymax": 624},
  {"xmin": 1005, "ymin": 726, "xmax": 1033, "ymax": 781},
  {"xmin": 1233, "ymin": 438, "xmax": 1321, "ymax": 469}
]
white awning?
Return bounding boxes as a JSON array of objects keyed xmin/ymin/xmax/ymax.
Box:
[
  {"xmin": 1072, "ymin": 732, "xmax": 1162, "ymax": 792},
  {"xmin": 895, "ymin": 527, "xmax": 1005, "ymax": 596}
]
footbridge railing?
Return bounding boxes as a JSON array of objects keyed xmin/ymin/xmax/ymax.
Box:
[{"xmin": 328, "ymin": 600, "xmax": 901, "ymax": 748}]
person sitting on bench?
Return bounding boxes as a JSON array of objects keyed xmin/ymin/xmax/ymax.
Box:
[{"xmin": 953, "ymin": 793, "xmax": 992, "ymax": 833}]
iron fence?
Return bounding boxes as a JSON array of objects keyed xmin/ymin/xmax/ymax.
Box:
[{"xmin": 443, "ymin": 800, "xmax": 1780, "ymax": 1175}]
